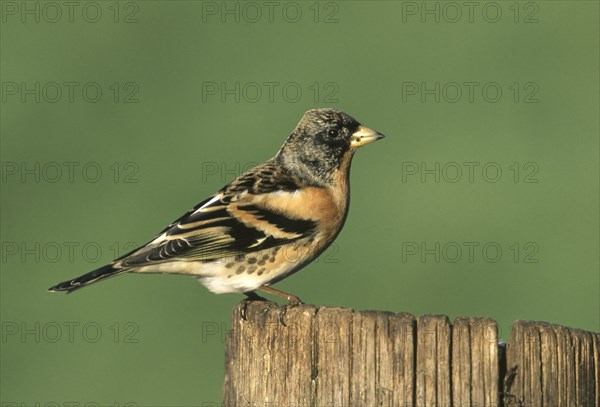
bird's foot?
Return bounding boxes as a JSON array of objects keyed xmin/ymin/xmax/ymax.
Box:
[{"xmin": 258, "ymin": 285, "xmax": 304, "ymax": 305}]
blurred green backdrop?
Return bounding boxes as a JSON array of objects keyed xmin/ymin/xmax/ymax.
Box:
[{"xmin": 1, "ymin": 1, "xmax": 598, "ymax": 405}]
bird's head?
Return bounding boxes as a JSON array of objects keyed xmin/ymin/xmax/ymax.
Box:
[{"xmin": 277, "ymin": 108, "xmax": 385, "ymax": 186}]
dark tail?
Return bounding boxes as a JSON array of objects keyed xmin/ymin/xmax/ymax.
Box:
[{"xmin": 48, "ymin": 264, "xmax": 125, "ymax": 293}]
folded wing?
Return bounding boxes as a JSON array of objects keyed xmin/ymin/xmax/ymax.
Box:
[{"xmin": 115, "ymin": 161, "xmax": 317, "ymax": 269}]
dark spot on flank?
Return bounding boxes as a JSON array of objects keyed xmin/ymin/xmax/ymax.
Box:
[
  {"xmin": 247, "ymin": 266, "xmax": 257, "ymax": 274},
  {"xmin": 261, "ymin": 253, "xmax": 270, "ymax": 260},
  {"xmin": 257, "ymin": 259, "xmax": 266, "ymax": 266},
  {"xmin": 235, "ymin": 254, "xmax": 246, "ymax": 262},
  {"xmin": 236, "ymin": 266, "xmax": 246, "ymax": 274},
  {"xmin": 257, "ymin": 268, "xmax": 265, "ymax": 276},
  {"xmin": 247, "ymin": 257, "xmax": 257, "ymax": 264},
  {"xmin": 225, "ymin": 262, "xmax": 235, "ymax": 269},
  {"xmin": 269, "ymin": 256, "xmax": 276, "ymax": 263}
]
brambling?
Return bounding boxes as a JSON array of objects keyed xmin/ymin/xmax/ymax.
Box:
[{"xmin": 49, "ymin": 108, "xmax": 384, "ymax": 303}]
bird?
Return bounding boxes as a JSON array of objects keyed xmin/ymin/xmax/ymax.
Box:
[{"xmin": 48, "ymin": 108, "xmax": 384, "ymax": 303}]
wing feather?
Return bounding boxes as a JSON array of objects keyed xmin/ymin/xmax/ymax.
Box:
[{"xmin": 115, "ymin": 160, "xmax": 318, "ymax": 269}]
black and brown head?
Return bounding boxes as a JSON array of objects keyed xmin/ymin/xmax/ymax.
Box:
[{"xmin": 277, "ymin": 108, "xmax": 384, "ymax": 186}]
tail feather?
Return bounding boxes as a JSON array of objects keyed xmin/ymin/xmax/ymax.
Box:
[{"xmin": 48, "ymin": 264, "xmax": 125, "ymax": 293}]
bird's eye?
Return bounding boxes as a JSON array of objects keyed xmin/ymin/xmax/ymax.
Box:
[{"xmin": 327, "ymin": 129, "xmax": 338, "ymax": 138}]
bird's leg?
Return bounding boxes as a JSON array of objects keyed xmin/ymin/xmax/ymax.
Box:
[
  {"xmin": 258, "ymin": 285, "xmax": 303, "ymax": 305},
  {"xmin": 243, "ymin": 290, "xmax": 268, "ymax": 301}
]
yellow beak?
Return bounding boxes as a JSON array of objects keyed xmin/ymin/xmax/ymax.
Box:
[{"xmin": 350, "ymin": 126, "xmax": 385, "ymax": 148}]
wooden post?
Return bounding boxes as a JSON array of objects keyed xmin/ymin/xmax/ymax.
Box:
[
  {"xmin": 505, "ymin": 321, "xmax": 600, "ymax": 407},
  {"xmin": 223, "ymin": 301, "xmax": 599, "ymax": 406}
]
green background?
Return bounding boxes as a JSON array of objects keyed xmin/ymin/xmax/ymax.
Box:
[{"xmin": 1, "ymin": 1, "xmax": 598, "ymax": 405}]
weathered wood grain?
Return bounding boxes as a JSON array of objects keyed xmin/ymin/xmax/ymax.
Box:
[
  {"xmin": 415, "ymin": 315, "xmax": 451, "ymax": 407},
  {"xmin": 452, "ymin": 317, "xmax": 498, "ymax": 407},
  {"xmin": 313, "ymin": 306, "xmax": 354, "ymax": 406},
  {"xmin": 224, "ymin": 302, "xmax": 598, "ymax": 407},
  {"xmin": 506, "ymin": 320, "xmax": 600, "ymax": 407},
  {"xmin": 223, "ymin": 301, "xmax": 316, "ymax": 405},
  {"xmin": 224, "ymin": 303, "xmax": 419, "ymax": 406}
]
